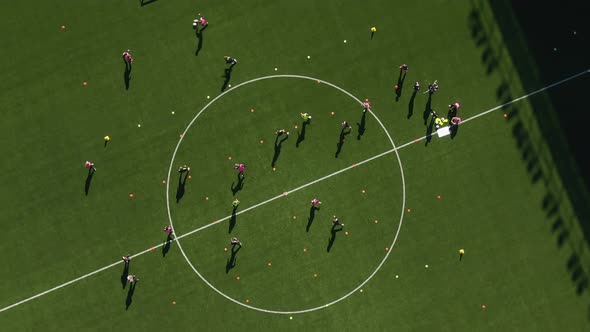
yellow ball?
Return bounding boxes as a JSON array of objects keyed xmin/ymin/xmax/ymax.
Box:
[
  {"xmin": 371, "ymin": 27, "xmax": 377, "ymax": 32},
  {"xmin": 104, "ymin": 136, "xmax": 110, "ymax": 141}
]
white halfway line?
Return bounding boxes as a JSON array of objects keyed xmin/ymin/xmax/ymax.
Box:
[{"xmin": 1, "ymin": 68, "xmax": 587, "ymax": 314}]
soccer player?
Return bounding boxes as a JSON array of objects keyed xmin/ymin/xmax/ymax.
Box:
[
  {"xmin": 451, "ymin": 117, "xmax": 462, "ymax": 125},
  {"xmin": 178, "ymin": 165, "xmax": 190, "ymax": 173},
  {"xmin": 363, "ymin": 99, "xmax": 371, "ymax": 113},
  {"xmin": 164, "ymin": 225, "xmax": 173, "ymax": 234},
  {"xmin": 234, "ymin": 163, "xmax": 246, "ymax": 179},
  {"xmin": 447, "ymin": 102, "xmax": 459, "ymax": 118},
  {"xmin": 311, "ymin": 198, "xmax": 321, "ymax": 207},
  {"xmin": 224, "ymin": 56, "xmax": 238, "ymax": 65},
  {"xmin": 122, "ymin": 255, "xmax": 131, "ymax": 264},
  {"xmin": 275, "ymin": 129, "xmax": 289, "ymax": 136},
  {"xmin": 85, "ymin": 161, "xmax": 96, "ymax": 172},
  {"xmin": 414, "ymin": 81, "xmax": 420, "ymax": 91},
  {"xmin": 127, "ymin": 275, "xmax": 139, "ymax": 283},
  {"xmin": 122, "ymin": 50, "xmax": 134, "ymax": 64},
  {"xmin": 332, "ymin": 216, "xmax": 344, "ymax": 227},
  {"xmin": 232, "ymin": 199, "xmax": 240, "ymax": 208},
  {"xmin": 300, "ymin": 112, "xmax": 312, "ymax": 123},
  {"xmin": 230, "ymin": 237, "xmax": 242, "ymax": 246},
  {"xmin": 399, "ymin": 64, "xmax": 409, "ymax": 72},
  {"xmin": 341, "ymin": 121, "xmax": 352, "ymax": 129},
  {"xmin": 426, "ymin": 80, "xmax": 439, "ymax": 94}
]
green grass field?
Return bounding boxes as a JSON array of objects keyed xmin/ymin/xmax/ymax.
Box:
[{"xmin": 1, "ymin": 0, "xmax": 589, "ymax": 330}]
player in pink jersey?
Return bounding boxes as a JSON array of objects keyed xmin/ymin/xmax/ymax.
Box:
[
  {"xmin": 234, "ymin": 163, "xmax": 246, "ymax": 179},
  {"xmin": 363, "ymin": 99, "xmax": 371, "ymax": 113},
  {"xmin": 164, "ymin": 225, "xmax": 173, "ymax": 234},
  {"xmin": 85, "ymin": 161, "xmax": 96, "ymax": 172},
  {"xmin": 122, "ymin": 50, "xmax": 133, "ymax": 64}
]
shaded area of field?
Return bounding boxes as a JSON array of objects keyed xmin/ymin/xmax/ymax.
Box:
[{"xmin": 474, "ymin": 0, "xmax": 590, "ymax": 321}]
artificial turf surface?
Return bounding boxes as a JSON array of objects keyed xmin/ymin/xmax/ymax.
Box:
[{"xmin": 0, "ymin": 0, "xmax": 588, "ymax": 330}]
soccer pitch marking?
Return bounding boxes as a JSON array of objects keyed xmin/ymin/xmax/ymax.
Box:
[
  {"xmin": 166, "ymin": 75, "xmax": 407, "ymax": 314},
  {"xmin": 1, "ymin": 70, "xmax": 587, "ymax": 315}
]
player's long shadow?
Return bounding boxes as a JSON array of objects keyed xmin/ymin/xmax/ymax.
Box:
[
  {"xmin": 124, "ymin": 67, "xmax": 131, "ymax": 90},
  {"xmin": 162, "ymin": 233, "xmax": 173, "ymax": 257},
  {"xmin": 84, "ymin": 169, "xmax": 95, "ymax": 196},
  {"xmin": 120, "ymin": 262, "xmax": 130, "ymax": 289},
  {"xmin": 395, "ymin": 70, "xmax": 406, "ymax": 102},
  {"xmin": 450, "ymin": 123, "xmax": 460, "ymax": 139},
  {"xmin": 447, "ymin": 107, "xmax": 457, "ymax": 120},
  {"xmin": 425, "ymin": 117, "xmax": 435, "ymax": 146},
  {"xmin": 140, "ymin": 0, "xmax": 158, "ymax": 6},
  {"xmin": 335, "ymin": 128, "xmax": 351, "ymax": 158},
  {"xmin": 423, "ymin": 93, "xmax": 433, "ymax": 125},
  {"xmin": 123, "ymin": 55, "xmax": 132, "ymax": 90},
  {"xmin": 407, "ymin": 89, "xmax": 418, "ymax": 119},
  {"xmin": 221, "ymin": 66, "xmax": 233, "ymax": 92},
  {"xmin": 176, "ymin": 172, "xmax": 189, "ymax": 203},
  {"xmin": 357, "ymin": 111, "xmax": 367, "ymax": 140},
  {"xmin": 228, "ymin": 207, "xmax": 237, "ymax": 233},
  {"xmin": 296, "ymin": 122, "xmax": 308, "ymax": 147},
  {"xmin": 125, "ymin": 282, "xmax": 137, "ymax": 310},
  {"xmin": 195, "ymin": 25, "xmax": 207, "ymax": 56},
  {"xmin": 306, "ymin": 206, "xmax": 319, "ymax": 232},
  {"xmin": 327, "ymin": 225, "xmax": 344, "ymax": 252},
  {"xmin": 271, "ymin": 134, "xmax": 289, "ymax": 167},
  {"xmin": 225, "ymin": 245, "xmax": 241, "ymax": 273},
  {"xmin": 231, "ymin": 176, "xmax": 245, "ymax": 195}
]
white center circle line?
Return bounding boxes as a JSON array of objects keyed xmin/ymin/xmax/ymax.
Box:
[{"xmin": 165, "ymin": 74, "xmax": 407, "ymax": 314}]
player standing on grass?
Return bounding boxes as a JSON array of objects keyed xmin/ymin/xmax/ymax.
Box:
[
  {"xmin": 85, "ymin": 161, "xmax": 96, "ymax": 172},
  {"xmin": 363, "ymin": 99, "xmax": 371, "ymax": 113},
  {"xmin": 164, "ymin": 225, "xmax": 173, "ymax": 235},
  {"xmin": 234, "ymin": 163, "xmax": 246, "ymax": 179},
  {"xmin": 275, "ymin": 129, "xmax": 289, "ymax": 136},
  {"xmin": 193, "ymin": 15, "xmax": 208, "ymax": 29},
  {"xmin": 448, "ymin": 102, "xmax": 460, "ymax": 119},
  {"xmin": 230, "ymin": 237, "xmax": 242, "ymax": 247},
  {"xmin": 198, "ymin": 16, "xmax": 208, "ymax": 28},
  {"xmin": 178, "ymin": 165, "xmax": 190, "ymax": 173},
  {"xmin": 224, "ymin": 56, "xmax": 238, "ymax": 65},
  {"xmin": 332, "ymin": 216, "xmax": 344, "ymax": 227},
  {"xmin": 426, "ymin": 80, "xmax": 439, "ymax": 94},
  {"xmin": 311, "ymin": 198, "xmax": 322, "ymax": 207},
  {"xmin": 122, "ymin": 50, "xmax": 134, "ymax": 64},
  {"xmin": 127, "ymin": 275, "xmax": 139, "ymax": 283},
  {"xmin": 300, "ymin": 112, "xmax": 312, "ymax": 123}
]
